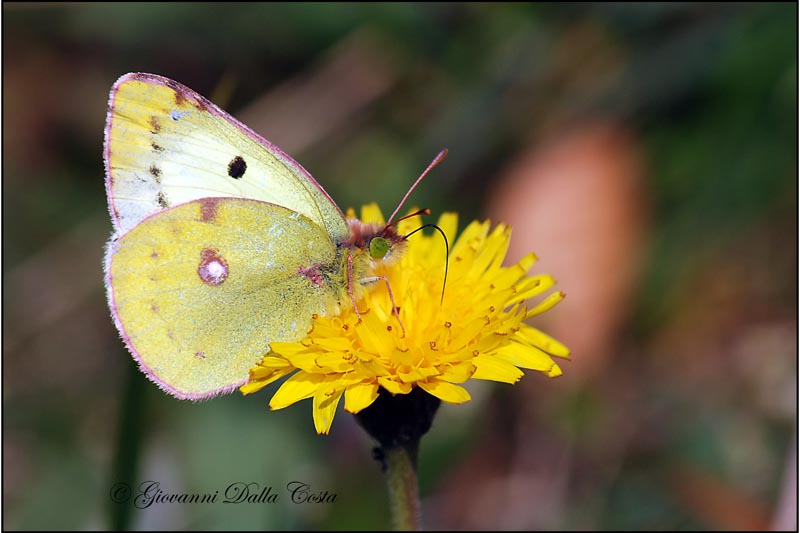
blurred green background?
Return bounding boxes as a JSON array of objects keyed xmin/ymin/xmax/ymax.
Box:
[{"xmin": 3, "ymin": 2, "xmax": 796, "ymax": 530}]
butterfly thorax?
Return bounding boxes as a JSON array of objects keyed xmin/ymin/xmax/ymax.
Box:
[
  {"xmin": 293, "ymin": 219, "xmax": 406, "ymax": 321},
  {"xmin": 314, "ymin": 219, "xmax": 405, "ymax": 314}
]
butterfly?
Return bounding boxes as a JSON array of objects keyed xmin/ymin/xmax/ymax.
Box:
[{"xmin": 103, "ymin": 73, "xmax": 445, "ymax": 400}]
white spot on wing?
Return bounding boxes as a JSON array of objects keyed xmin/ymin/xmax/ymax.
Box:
[
  {"xmin": 170, "ymin": 109, "xmax": 189, "ymax": 121},
  {"xmin": 206, "ymin": 261, "xmax": 226, "ymax": 278},
  {"xmin": 198, "ymin": 248, "xmax": 229, "ymax": 286}
]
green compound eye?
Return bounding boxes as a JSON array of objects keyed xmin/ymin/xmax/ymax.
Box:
[{"xmin": 369, "ymin": 237, "xmax": 390, "ymax": 259}]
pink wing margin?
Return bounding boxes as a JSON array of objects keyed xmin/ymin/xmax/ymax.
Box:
[{"xmin": 103, "ymin": 72, "xmax": 345, "ymax": 234}]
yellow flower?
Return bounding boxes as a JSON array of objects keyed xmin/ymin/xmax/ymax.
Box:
[{"xmin": 240, "ymin": 204, "xmax": 570, "ymax": 434}]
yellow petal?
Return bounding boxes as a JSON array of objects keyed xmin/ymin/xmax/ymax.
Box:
[
  {"xmin": 450, "ymin": 221, "xmax": 488, "ymax": 259},
  {"xmin": 312, "ymin": 336, "xmax": 354, "ymax": 352},
  {"xmin": 526, "ymin": 290, "xmax": 565, "ymax": 317},
  {"xmin": 418, "ymin": 379, "xmax": 471, "ymax": 404},
  {"xmin": 491, "ymin": 255, "xmax": 538, "ymax": 290},
  {"xmin": 256, "ymin": 355, "xmax": 295, "ymax": 369},
  {"xmin": 240, "ymin": 367, "xmax": 296, "ymax": 395},
  {"xmin": 516, "ymin": 251, "xmax": 538, "ymax": 272},
  {"xmin": 279, "ymin": 352, "xmax": 326, "ymax": 373},
  {"xmin": 248, "ymin": 365, "xmax": 284, "ymax": 380},
  {"xmin": 397, "ymin": 363, "xmax": 439, "ymax": 383},
  {"xmin": 313, "ymin": 353, "xmax": 358, "ymax": 373},
  {"xmin": 449, "ymin": 316, "xmax": 490, "ymax": 349},
  {"xmin": 269, "ymin": 372, "xmax": 325, "ymax": 410},
  {"xmin": 514, "ymin": 275, "xmax": 555, "ymax": 301},
  {"xmin": 338, "ymin": 372, "xmax": 368, "ymax": 388},
  {"xmin": 313, "ymin": 388, "xmax": 343, "ymax": 434},
  {"xmin": 436, "ymin": 361, "xmax": 475, "ymax": 383},
  {"xmin": 344, "ymin": 381, "xmax": 379, "ymax": 413},
  {"xmin": 360, "ymin": 203, "xmax": 385, "ymax": 225},
  {"xmin": 517, "ymin": 326, "xmax": 571, "ymax": 358},
  {"xmin": 469, "ymin": 236, "xmax": 503, "ymax": 276},
  {"xmin": 396, "ymin": 210, "xmax": 425, "ymax": 236},
  {"xmin": 471, "ymin": 355, "xmax": 524, "ymax": 384},
  {"xmin": 547, "ymin": 363, "xmax": 563, "ymax": 378},
  {"xmin": 485, "ymin": 227, "xmax": 513, "ymax": 273},
  {"xmin": 495, "ymin": 343, "xmax": 556, "ymax": 371},
  {"xmin": 355, "ymin": 355, "xmax": 393, "ymax": 377},
  {"xmin": 269, "ymin": 342, "xmax": 313, "ymax": 357},
  {"xmin": 355, "ymin": 320, "xmax": 389, "ymax": 354},
  {"xmin": 437, "ymin": 213, "xmax": 459, "ymax": 242},
  {"xmin": 378, "ymin": 377, "xmax": 412, "ymax": 395}
]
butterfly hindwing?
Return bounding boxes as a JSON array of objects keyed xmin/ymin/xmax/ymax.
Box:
[{"xmin": 105, "ymin": 197, "xmax": 343, "ymax": 398}]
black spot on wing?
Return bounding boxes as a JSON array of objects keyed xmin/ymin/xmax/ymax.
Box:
[
  {"xmin": 156, "ymin": 191, "xmax": 169, "ymax": 208},
  {"xmin": 228, "ymin": 156, "xmax": 247, "ymax": 179},
  {"xmin": 151, "ymin": 142, "xmax": 164, "ymax": 153},
  {"xmin": 149, "ymin": 165, "xmax": 162, "ymax": 182}
]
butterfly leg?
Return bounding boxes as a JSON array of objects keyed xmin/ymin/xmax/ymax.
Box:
[
  {"xmin": 347, "ymin": 252, "xmax": 365, "ymax": 321},
  {"xmin": 358, "ymin": 275, "xmax": 406, "ymax": 337}
]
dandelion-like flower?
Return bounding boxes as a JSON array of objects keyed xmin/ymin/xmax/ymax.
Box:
[{"xmin": 241, "ymin": 205, "xmax": 570, "ymax": 434}]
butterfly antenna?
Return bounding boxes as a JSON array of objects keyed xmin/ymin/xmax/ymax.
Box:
[
  {"xmin": 384, "ymin": 208, "xmax": 431, "ymax": 231},
  {"xmin": 386, "ymin": 149, "xmax": 448, "ymax": 227},
  {"xmin": 404, "ymin": 223, "xmax": 450, "ymax": 304}
]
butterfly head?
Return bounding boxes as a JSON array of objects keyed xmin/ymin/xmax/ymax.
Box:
[{"xmin": 344, "ymin": 219, "xmax": 406, "ymax": 263}]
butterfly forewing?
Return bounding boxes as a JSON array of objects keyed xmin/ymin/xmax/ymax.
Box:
[{"xmin": 104, "ymin": 73, "xmax": 349, "ymax": 242}]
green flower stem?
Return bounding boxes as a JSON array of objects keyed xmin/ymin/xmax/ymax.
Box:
[
  {"xmin": 109, "ymin": 360, "xmax": 147, "ymax": 529},
  {"xmin": 384, "ymin": 443, "xmax": 421, "ymax": 531}
]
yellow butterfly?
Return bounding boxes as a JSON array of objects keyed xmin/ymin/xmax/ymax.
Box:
[{"xmin": 104, "ymin": 73, "xmax": 444, "ymax": 399}]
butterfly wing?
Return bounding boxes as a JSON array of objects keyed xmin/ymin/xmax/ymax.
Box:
[
  {"xmin": 104, "ymin": 72, "xmax": 349, "ymax": 242},
  {"xmin": 105, "ymin": 197, "xmax": 343, "ymax": 399}
]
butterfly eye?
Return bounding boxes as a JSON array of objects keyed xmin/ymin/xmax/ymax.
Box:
[{"xmin": 369, "ymin": 237, "xmax": 390, "ymax": 259}]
